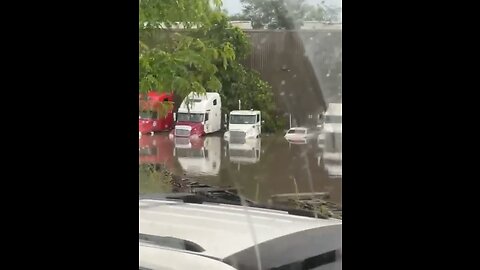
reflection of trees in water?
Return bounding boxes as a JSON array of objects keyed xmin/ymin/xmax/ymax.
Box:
[{"xmin": 138, "ymin": 134, "xmax": 341, "ymax": 205}]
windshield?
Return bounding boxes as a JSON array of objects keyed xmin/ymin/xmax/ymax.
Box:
[
  {"xmin": 177, "ymin": 112, "xmax": 204, "ymax": 122},
  {"xmin": 139, "ymin": 110, "xmax": 157, "ymax": 119},
  {"xmin": 139, "ymin": 0, "xmax": 342, "ymax": 268},
  {"xmin": 230, "ymin": 115, "xmax": 256, "ymax": 124}
]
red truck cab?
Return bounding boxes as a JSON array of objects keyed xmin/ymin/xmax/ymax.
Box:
[{"xmin": 139, "ymin": 91, "xmax": 174, "ymax": 134}]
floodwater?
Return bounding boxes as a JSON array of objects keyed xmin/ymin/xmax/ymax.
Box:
[{"xmin": 139, "ymin": 131, "xmax": 342, "ymax": 206}]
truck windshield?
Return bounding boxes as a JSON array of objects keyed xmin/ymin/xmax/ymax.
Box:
[
  {"xmin": 177, "ymin": 113, "xmax": 204, "ymax": 122},
  {"xmin": 140, "ymin": 111, "xmax": 158, "ymax": 119},
  {"xmin": 230, "ymin": 115, "xmax": 256, "ymax": 124},
  {"xmin": 325, "ymin": 115, "xmax": 342, "ymax": 124}
]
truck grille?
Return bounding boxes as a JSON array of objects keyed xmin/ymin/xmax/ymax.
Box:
[
  {"xmin": 230, "ymin": 136, "xmax": 246, "ymax": 144},
  {"xmin": 175, "ymin": 137, "xmax": 190, "ymax": 145},
  {"xmin": 175, "ymin": 128, "xmax": 190, "ymax": 137},
  {"xmin": 230, "ymin": 131, "xmax": 246, "ymax": 138}
]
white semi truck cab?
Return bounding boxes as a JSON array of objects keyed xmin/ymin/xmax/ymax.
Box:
[{"xmin": 224, "ymin": 110, "xmax": 262, "ymax": 141}]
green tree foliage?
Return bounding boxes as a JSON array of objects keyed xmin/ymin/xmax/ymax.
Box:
[
  {"xmin": 140, "ymin": 0, "xmax": 284, "ymax": 132},
  {"xmin": 228, "ymin": 13, "xmax": 249, "ymax": 21},
  {"xmin": 237, "ymin": 0, "xmax": 338, "ymax": 29},
  {"xmin": 139, "ymin": 0, "xmax": 230, "ymax": 98},
  {"xmin": 241, "ymin": 0, "xmax": 306, "ymax": 29}
]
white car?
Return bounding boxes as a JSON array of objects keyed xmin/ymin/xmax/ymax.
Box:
[
  {"xmin": 284, "ymin": 127, "xmax": 317, "ymax": 143},
  {"xmin": 139, "ymin": 197, "xmax": 342, "ymax": 269}
]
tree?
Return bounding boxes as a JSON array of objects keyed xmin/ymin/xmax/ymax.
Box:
[
  {"xmin": 139, "ymin": 0, "xmax": 283, "ymax": 132},
  {"xmin": 240, "ymin": 0, "xmax": 307, "ymax": 29},
  {"xmin": 304, "ymin": 5, "xmax": 326, "ymax": 21},
  {"xmin": 238, "ymin": 0, "xmax": 338, "ymax": 29},
  {"xmin": 139, "ymin": 0, "xmax": 235, "ymax": 100},
  {"xmin": 228, "ymin": 13, "xmax": 249, "ymax": 21}
]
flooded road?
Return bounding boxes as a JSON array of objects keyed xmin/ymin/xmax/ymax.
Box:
[{"xmin": 139, "ymin": 132, "xmax": 342, "ymax": 206}]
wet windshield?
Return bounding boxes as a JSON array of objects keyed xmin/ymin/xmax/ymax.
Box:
[
  {"xmin": 139, "ymin": 0, "xmax": 342, "ymax": 268},
  {"xmin": 230, "ymin": 115, "xmax": 256, "ymax": 124},
  {"xmin": 177, "ymin": 113, "xmax": 204, "ymax": 122}
]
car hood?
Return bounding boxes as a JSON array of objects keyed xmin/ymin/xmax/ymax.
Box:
[{"xmin": 139, "ymin": 199, "xmax": 342, "ymax": 269}]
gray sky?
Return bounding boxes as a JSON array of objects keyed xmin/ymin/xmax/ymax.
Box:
[{"xmin": 222, "ymin": 0, "xmax": 342, "ymax": 15}]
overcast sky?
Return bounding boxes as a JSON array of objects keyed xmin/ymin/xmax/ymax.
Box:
[{"xmin": 222, "ymin": 0, "xmax": 342, "ymax": 15}]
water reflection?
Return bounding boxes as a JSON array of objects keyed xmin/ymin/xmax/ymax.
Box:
[
  {"xmin": 139, "ymin": 134, "xmax": 175, "ymax": 170},
  {"xmin": 320, "ymin": 132, "xmax": 342, "ymax": 179},
  {"xmin": 139, "ymin": 133, "xmax": 342, "ymax": 206},
  {"xmin": 226, "ymin": 137, "xmax": 261, "ymax": 165},
  {"xmin": 174, "ymin": 135, "xmax": 221, "ymax": 176}
]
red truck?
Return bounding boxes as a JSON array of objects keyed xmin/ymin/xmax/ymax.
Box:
[{"xmin": 139, "ymin": 91, "xmax": 175, "ymax": 135}]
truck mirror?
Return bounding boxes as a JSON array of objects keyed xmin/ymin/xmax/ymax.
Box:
[{"xmin": 173, "ymin": 113, "xmax": 176, "ymax": 121}]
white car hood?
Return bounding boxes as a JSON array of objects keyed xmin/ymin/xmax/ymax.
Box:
[
  {"xmin": 140, "ymin": 199, "xmax": 342, "ymax": 269},
  {"xmin": 140, "ymin": 243, "xmax": 236, "ymax": 270}
]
